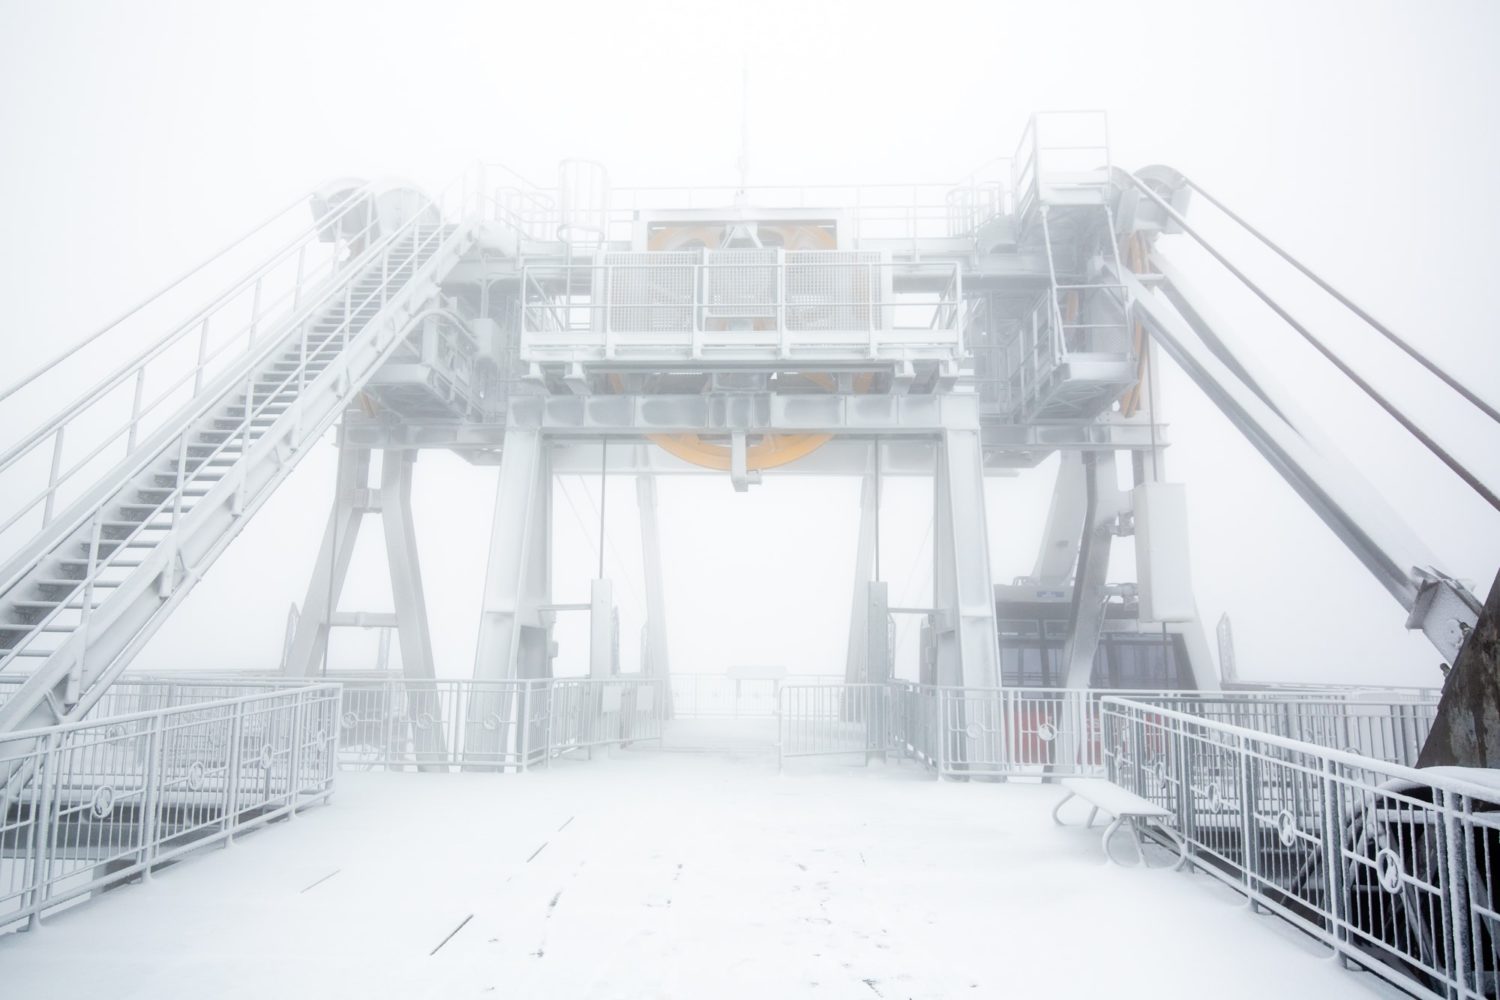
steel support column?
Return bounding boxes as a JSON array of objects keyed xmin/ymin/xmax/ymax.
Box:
[
  {"xmin": 473, "ymin": 427, "xmax": 551, "ymax": 681},
  {"xmin": 380, "ymin": 450, "xmax": 448, "ymax": 767},
  {"xmin": 636, "ymin": 476, "xmax": 672, "ymax": 716},
  {"xmin": 283, "ymin": 446, "xmax": 371, "ymax": 678},
  {"xmin": 1060, "ymin": 452, "xmax": 1123, "ymax": 688},
  {"xmin": 844, "ymin": 472, "xmax": 879, "ymax": 684},
  {"xmin": 933, "ymin": 428, "xmax": 1000, "ymax": 689}
]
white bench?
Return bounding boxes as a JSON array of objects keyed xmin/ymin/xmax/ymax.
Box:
[{"xmin": 1052, "ymin": 777, "xmax": 1189, "ymax": 868}]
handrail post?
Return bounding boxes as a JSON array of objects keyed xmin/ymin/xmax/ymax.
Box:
[
  {"xmin": 1237, "ymin": 731, "xmax": 1258, "ymax": 904},
  {"xmin": 139, "ymin": 712, "xmax": 164, "ymax": 880},
  {"xmin": 25, "ymin": 731, "xmax": 62, "ymax": 931},
  {"xmin": 247, "ymin": 276, "xmax": 263, "ymax": 346},
  {"xmin": 519, "ymin": 681, "xmax": 532, "ymax": 773},
  {"xmin": 224, "ymin": 699, "xmax": 245, "ymax": 844},
  {"xmin": 286, "ymin": 691, "xmax": 306, "ymax": 817},
  {"xmin": 1319, "ymin": 756, "xmax": 1348, "ymax": 959},
  {"xmin": 127, "ymin": 368, "xmax": 146, "ymax": 451},
  {"xmin": 293, "ymin": 243, "xmax": 306, "ymax": 311},
  {"xmin": 194, "ymin": 317, "xmax": 211, "ymax": 395},
  {"xmin": 545, "ymin": 681, "xmax": 555, "ymax": 769},
  {"xmin": 1440, "ymin": 789, "xmax": 1474, "ymax": 996},
  {"xmin": 42, "ymin": 426, "xmax": 65, "ymax": 526}
]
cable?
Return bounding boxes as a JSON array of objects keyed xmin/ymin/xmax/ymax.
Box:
[
  {"xmin": 1183, "ymin": 177, "xmax": 1500, "ymax": 427},
  {"xmin": 1128, "ymin": 174, "xmax": 1500, "ymax": 514}
]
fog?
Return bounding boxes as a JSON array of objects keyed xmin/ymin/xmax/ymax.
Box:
[{"xmin": 2, "ymin": 0, "xmax": 1497, "ymax": 687}]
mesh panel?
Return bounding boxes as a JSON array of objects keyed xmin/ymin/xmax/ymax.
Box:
[
  {"xmin": 785, "ymin": 250, "xmax": 882, "ymax": 331},
  {"xmin": 703, "ymin": 249, "xmax": 776, "ymax": 321},
  {"xmin": 603, "ymin": 251, "xmax": 697, "ymax": 333}
]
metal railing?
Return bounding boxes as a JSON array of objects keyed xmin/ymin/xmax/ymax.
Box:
[
  {"xmin": 0, "ymin": 188, "xmax": 374, "ymax": 555},
  {"xmin": 0, "ymin": 165, "xmax": 488, "ymax": 687},
  {"xmin": 0, "ymin": 683, "xmax": 338, "ymax": 933},
  {"xmin": 482, "ymin": 163, "xmax": 1014, "ymax": 249},
  {"xmin": 519, "ymin": 254, "xmax": 964, "ymax": 363},
  {"xmin": 332, "ymin": 676, "xmax": 664, "ymax": 772},
  {"xmin": 787, "ymin": 683, "xmax": 1439, "ymax": 777},
  {"xmin": 1011, "ymin": 110, "xmax": 1112, "ymax": 224},
  {"xmin": 1101, "ymin": 696, "xmax": 1497, "ymax": 1000},
  {"xmin": 670, "ymin": 674, "xmax": 797, "ymax": 719},
  {"xmin": 777, "ymin": 683, "xmax": 889, "ymax": 765}
]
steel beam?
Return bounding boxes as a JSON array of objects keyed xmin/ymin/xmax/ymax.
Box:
[
  {"xmin": 635, "ymin": 476, "xmax": 671, "ymax": 713},
  {"xmin": 1060, "ymin": 452, "xmax": 1124, "ymax": 688},
  {"xmin": 473, "ymin": 427, "xmax": 551, "ymax": 681},
  {"xmin": 844, "ymin": 471, "xmax": 879, "ymax": 684},
  {"xmin": 283, "ymin": 447, "xmax": 371, "ymax": 678},
  {"xmin": 932, "ymin": 427, "xmax": 1001, "ymax": 688}
]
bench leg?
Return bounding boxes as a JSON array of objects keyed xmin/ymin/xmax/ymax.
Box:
[
  {"xmin": 1085, "ymin": 806, "xmax": 1099, "ymax": 829},
  {"xmin": 1101, "ymin": 816, "xmax": 1127, "ymax": 865},
  {"xmin": 1050, "ymin": 790, "xmax": 1077, "ymax": 826},
  {"xmin": 1152, "ymin": 821, "xmax": 1191, "ymax": 871},
  {"xmin": 1126, "ymin": 819, "xmax": 1150, "ymax": 867}
]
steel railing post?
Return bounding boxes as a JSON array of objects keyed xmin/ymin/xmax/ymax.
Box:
[
  {"xmin": 519, "ymin": 681, "xmax": 532, "ymax": 773},
  {"xmin": 247, "ymin": 276, "xmax": 263, "ymax": 346},
  {"xmin": 287, "ymin": 692, "xmax": 305, "ymax": 817},
  {"xmin": 1441, "ymin": 789, "xmax": 1474, "ymax": 996},
  {"xmin": 139, "ymin": 712, "xmax": 164, "ymax": 880},
  {"xmin": 1237, "ymin": 732, "xmax": 1259, "ymax": 904},
  {"xmin": 194, "ymin": 317, "xmax": 211, "ymax": 395},
  {"xmin": 545, "ymin": 682, "xmax": 555, "ymax": 770},
  {"xmin": 25, "ymin": 731, "xmax": 62, "ymax": 930},
  {"xmin": 1319, "ymin": 756, "xmax": 1348, "ymax": 960},
  {"xmin": 293, "ymin": 243, "xmax": 306, "ymax": 311},
  {"xmin": 127, "ymin": 367, "xmax": 146, "ymax": 451},
  {"xmin": 224, "ymin": 699, "xmax": 245, "ymax": 844},
  {"xmin": 42, "ymin": 426, "xmax": 64, "ymax": 526}
]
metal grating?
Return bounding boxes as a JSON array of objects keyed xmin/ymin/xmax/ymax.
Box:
[
  {"xmin": 602, "ymin": 251, "xmax": 697, "ymax": 333},
  {"xmin": 703, "ymin": 249, "xmax": 777, "ymax": 322},
  {"xmin": 785, "ymin": 250, "xmax": 882, "ymax": 332}
]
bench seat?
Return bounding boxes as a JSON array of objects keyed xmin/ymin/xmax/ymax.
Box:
[{"xmin": 1053, "ymin": 777, "xmax": 1188, "ymax": 868}]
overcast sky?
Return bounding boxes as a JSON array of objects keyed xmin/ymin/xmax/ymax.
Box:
[{"xmin": 1, "ymin": 0, "xmax": 1496, "ymax": 687}]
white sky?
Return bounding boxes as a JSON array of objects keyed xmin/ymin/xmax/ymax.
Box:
[{"xmin": 1, "ymin": 0, "xmax": 1497, "ymax": 686}]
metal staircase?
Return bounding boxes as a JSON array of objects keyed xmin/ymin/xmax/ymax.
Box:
[{"xmin": 0, "ymin": 179, "xmax": 482, "ymax": 735}]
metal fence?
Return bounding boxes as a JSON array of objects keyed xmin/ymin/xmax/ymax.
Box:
[
  {"xmin": 0, "ymin": 683, "xmax": 338, "ymax": 933},
  {"xmin": 777, "ymin": 684, "xmax": 889, "ymax": 765},
  {"xmin": 333, "ymin": 677, "xmax": 664, "ymax": 771},
  {"xmin": 787, "ymin": 684, "xmax": 1439, "ymax": 777},
  {"xmin": 1100, "ymin": 696, "xmax": 1496, "ymax": 1000},
  {"xmin": 669, "ymin": 674, "xmax": 802, "ymax": 719}
]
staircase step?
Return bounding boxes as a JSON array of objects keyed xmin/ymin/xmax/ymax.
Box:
[
  {"xmin": 59, "ymin": 557, "xmax": 143, "ymax": 570},
  {"xmin": 118, "ymin": 502, "xmax": 167, "ymax": 515},
  {"xmin": 35, "ymin": 577, "xmax": 116, "ymax": 591}
]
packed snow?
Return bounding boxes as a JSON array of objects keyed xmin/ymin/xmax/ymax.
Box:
[{"xmin": 2, "ymin": 736, "xmax": 1395, "ymax": 999}]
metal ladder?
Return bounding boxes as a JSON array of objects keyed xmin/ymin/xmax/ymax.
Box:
[{"xmin": 0, "ymin": 175, "xmax": 484, "ymax": 735}]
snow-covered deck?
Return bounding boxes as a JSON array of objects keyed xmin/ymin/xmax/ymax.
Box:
[{"xmin": 2, "ymin": 743, "xmax": 1392, "ymax": 999}]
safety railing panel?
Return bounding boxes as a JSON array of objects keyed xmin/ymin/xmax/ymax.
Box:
[
  {"xmin": 333, "ymin": 677, "xmax": 664, "ymax": 772},
  {"xmin": 1101, "ymin": 696, "xmax": 1497, "ymax": 1000},
  {"xmin": 483, "ymin": 163, "xmax": 1014, "ymax": 249},
  {"xmin": 777, "ymin": 683, "xmax": 889, "ymax": 765},
  {"xmin": 670, "ymin": 675, "xmax": 787, "ymax": 719},
  {"xmin": 519, "ymin": 254, "xmax": 963, "ymax": 365},
  {"xmin": 882, "ymin": 685, "xmax": 1438, "ymax": 778},
  {"xmin": 1011, "ymin": 110, "xmax": 1112, "ymax": 223},
  {"xmin": 0, "ymin": 684, "xmax": 337, "ymax": 934}
]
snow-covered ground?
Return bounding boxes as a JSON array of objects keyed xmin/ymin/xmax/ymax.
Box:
[{"xmin": 2, "ymin": 735, "xmax": 1395, "ymax": 999}]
